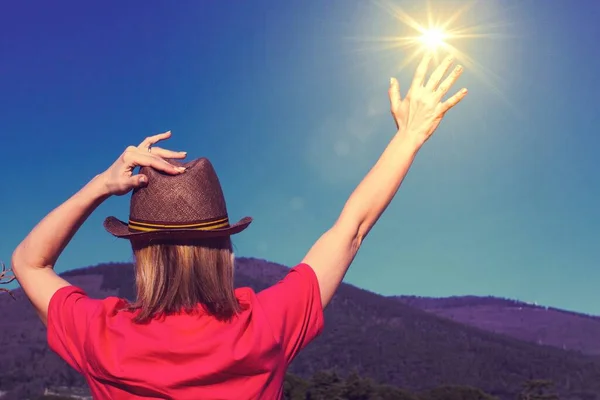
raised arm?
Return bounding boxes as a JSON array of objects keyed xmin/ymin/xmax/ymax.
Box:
[
  {"xmin": 11, "ymin": 131, "xmax": 186, "ymax": 325},
  {"xmin": 303, "ymin": 53, "xmax": 468, "ymax": 307}
]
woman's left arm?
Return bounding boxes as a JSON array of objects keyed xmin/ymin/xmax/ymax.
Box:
[
  {"xmin": 11, "ymin": 131, "xmax": 186, "ymax": 325},
  {"xmin": 303, "ymin": 54, "xmax": 468, "ymax": 308}
]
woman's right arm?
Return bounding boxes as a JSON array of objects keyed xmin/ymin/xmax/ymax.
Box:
[
  {"xmin": 303, "ymin": 53, "xmax": 468, "ymax": 308},
  {"xmin": 11, "ymin": 131, "xmax": 186, "ymax": 326}
]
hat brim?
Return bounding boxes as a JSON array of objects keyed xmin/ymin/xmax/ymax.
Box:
[{"xmin": 103, "ymin": 216, "xmax": 252, "ymax": 241}]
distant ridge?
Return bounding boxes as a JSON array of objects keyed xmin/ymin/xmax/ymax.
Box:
[
  {"xmin": 395, "ymin": 294, "xmax": 600, "ymax": 320},
  {"xmin": 393, "ymin": 294, "xmax": 600, "ymax": 355}
]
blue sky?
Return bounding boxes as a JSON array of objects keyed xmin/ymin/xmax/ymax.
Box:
[{"xmin": 1, "ymin": 0, "xmax": 599, "ymax": 315}]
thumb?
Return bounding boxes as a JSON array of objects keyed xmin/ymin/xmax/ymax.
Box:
[
  {"xmin": 130, "ymin": 174, "xmax": 148, "ymax": 189},
  {"xmin": 388, "ymin": 77, "xmax": 401, "ymax": 112}
]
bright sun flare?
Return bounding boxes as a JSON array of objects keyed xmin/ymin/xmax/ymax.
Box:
[
  {"xmin": 420, "ymin": 28, "xmax": 447, "ymax": 49},
  {"xmin": 350, "ymin": 0, "xmax": 508, "ymax": 105}
]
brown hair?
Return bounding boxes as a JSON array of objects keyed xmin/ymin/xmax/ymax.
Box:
[{"xmin": 128, "ymin": 237, "xmax": 243, "ymax": 324}]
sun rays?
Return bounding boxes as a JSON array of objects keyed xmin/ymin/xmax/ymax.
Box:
[{"xmin": 348, "ymin": 0, "xmax": 512, "ymax": 107}]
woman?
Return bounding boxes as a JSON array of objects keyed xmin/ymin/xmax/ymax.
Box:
[{"xmin": 12, "ymin": 53, "xmax": 466, "ymax": 399}]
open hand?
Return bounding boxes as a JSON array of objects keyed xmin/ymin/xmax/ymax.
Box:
[
  {"xmin": 389, "ymin": 52, "xmax": 467, "ymax": 147},
  {"xmin": 100, "ymin": 131, "xmax": 187, "ymax": 196}
]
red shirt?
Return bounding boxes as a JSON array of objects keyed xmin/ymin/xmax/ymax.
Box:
[{"xmin": 47, "ymin": 263, "xmax": 324, "ymax": 400}]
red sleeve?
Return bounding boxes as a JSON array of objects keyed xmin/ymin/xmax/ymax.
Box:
[
  {"xmin": 47, "ymin": 285, "xmax": 100, "ymax": 374},
  {"xmin": 256, "ymin": 263, "xmax": 325, "ymax": 363}
]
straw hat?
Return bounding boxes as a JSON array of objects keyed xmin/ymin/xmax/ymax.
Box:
[{"xmin": 104, "ymin": 157, "xmax": 252, "ymax": 240}]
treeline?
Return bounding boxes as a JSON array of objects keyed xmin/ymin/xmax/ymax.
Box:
[
  {"xmin": 283, "ymin": 371, "xmax": 562, "ymax": 400},
  {"xmin": 34, "ymin": 372, "xmax": 561, "ymax": 400},
  {"xmin": 283, "ymin": 370, "xmax": 497, "ymax": 400}
]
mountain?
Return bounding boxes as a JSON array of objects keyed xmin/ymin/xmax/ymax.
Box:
[
  {"xmin": 393, "ymin": 295, "xmax": 600, "ymax": 356},
  {"xmin": 1, "ymin": 257, "xmax": 600, "ymax": 400}
]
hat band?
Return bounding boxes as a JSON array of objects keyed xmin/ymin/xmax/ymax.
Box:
[{"xmin": 127, "ymin": 216, "xmax": 230, "ymax": 232}]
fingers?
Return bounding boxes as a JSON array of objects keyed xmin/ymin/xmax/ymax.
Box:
[
  {"xmin": 139, "ymin": 130, "xmax": 173, "ymax": 149},
  {"xmin": 130, "ymin": 174, "xmax": 149, "ymax": 189},
  {"xmin": 138, "ymin": 131, "xmax": 186, "ymax": 159},
  {"xmin": 123, "ymin": 148, "xmax": 186, "ymax": 175},
  {"xmin": 147, "ymin": 146, "xmax": 187, "ymax": 159},
  {"xmin": 435, "ymin": 64, "xmax": 464, "ymax": 100},
  {"xmin": 410, "ymin": 52, "xmax": 432, "ymax": 93},
  {"xmin": 441, "ymin": 88, "xmax": 468, "ymax": 113},
  {"xmin": 426, "ymin": 56, "xmax": 455, "ymax": 91},
  {"xmin": 142, "ymin": 152, "xmax": 186, "ymax": 175},
  {"xmin": 388, "ymin": 77, "xmax": 401, "ymax": 112},
  {"xmin": 142, "ymin": 152, "xmax": 186, "ymax": 174}
]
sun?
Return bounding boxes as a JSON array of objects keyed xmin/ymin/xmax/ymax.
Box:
[
  {"xmin": 348, "ymin": 0, "xmax": 509, "ymax": 103},
  {"xmin": 349, "ymin": 0, "xmax": 495, "ymax": 68},
  {"xmin": 420, "ymin": 28, "xmax": 447, "ymax": 49}
]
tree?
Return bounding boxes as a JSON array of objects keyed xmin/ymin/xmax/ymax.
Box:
[
  {"xmin": 307, "ymin": 370, "xmax": 345, "ymax": 400},
  {"xmin": 373, "ymin": 384, "xmax": 419, "ymax": 400},
  {"xmin": 420, "ymin": 385, "xmax": 498, "ymax": 400},
  {"xmin": 342, "ymin": 370, "xmax": 376, "ymax": 400},
  {"xmin": 284, "ymin": 373, "xmax": 310, "ymax": 400},
  {"xmin": 518, "ymin": 379, "xmax": 559, "ymax": 400},
  {"xmin": 0, "ymin": 261, "xmax": 15, "ymax": 299}
]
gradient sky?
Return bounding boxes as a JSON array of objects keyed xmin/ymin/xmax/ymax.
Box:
[{"xmin": 1, "ymin": 0, "xmax": 599, "ymax": 315}]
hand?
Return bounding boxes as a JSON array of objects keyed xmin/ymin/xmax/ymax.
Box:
[
  {"xmin": 100, "ymin": 131, "xmax": 187, "ymax": 196},
  {"xmin": 389, "ymin": 52, "xmax": 467, "ymax": 147}
]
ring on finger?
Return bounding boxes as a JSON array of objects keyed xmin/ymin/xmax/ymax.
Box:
[{"xmin": 148, "ymin": 145, "xmax": 152, "ymax": 153}]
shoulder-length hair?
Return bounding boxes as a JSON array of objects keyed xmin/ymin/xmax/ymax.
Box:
[{"xmin": 128, "ymin": 237, "xmax": 242, "ymax": 324}]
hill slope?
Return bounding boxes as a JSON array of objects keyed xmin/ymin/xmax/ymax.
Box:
[
  {"xmin": 1, "ymin": 257, "xmax": 599, "ymax": 400},
  {"xmin": 394, "ymin": 295, "xmax": 600, "ymax": 356}
]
